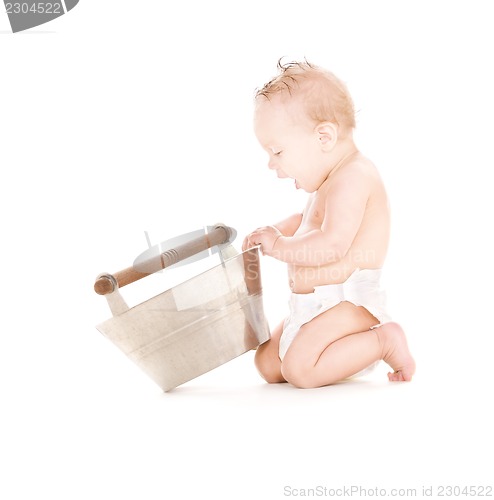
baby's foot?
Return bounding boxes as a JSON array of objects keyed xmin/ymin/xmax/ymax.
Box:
[{"xmin": 376, "ymin": 322, "xmax": 416, "ymax": 382}]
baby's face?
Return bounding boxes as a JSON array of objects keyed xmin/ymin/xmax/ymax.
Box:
[{"xmin": 254, "ymin": 97, "xmax": 327, "ymax": 193}]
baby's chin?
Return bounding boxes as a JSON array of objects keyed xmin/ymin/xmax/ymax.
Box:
[{"xmin": 295, "ymin": 180, "xmax": 317, "ymax": 193}]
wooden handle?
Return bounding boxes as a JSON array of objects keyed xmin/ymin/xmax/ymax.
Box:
[{"xmin": 94, "ymin": 225, "xmax": 233, "ymax": 295}]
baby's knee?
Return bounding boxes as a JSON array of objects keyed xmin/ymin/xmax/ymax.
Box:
[
  {"xmin": 254, "ymin": 349, "xmax": 284, "ymax": 384},
  {"xmin": 280, "ymin": 358, "xmax": 317, "ymax": 389},
  {"xmin": 258, "ymin": 368, "xmax": 284, "ymax": 384}
]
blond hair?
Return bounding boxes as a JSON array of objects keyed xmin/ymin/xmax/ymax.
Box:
[{"xmin": 255, "ymin": 59, "xmax": 356, "ymax": 130}]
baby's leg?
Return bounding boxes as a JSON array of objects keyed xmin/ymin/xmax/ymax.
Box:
[
  {"xmin": 281, "ymin": 302, "xmax": 415, "ymax": 388},
  {"xmin": 254, "ymin": 319, "xmax": 286, "ymax": 383},
  {"xmin": 375, "ymin": 322, "xmax": 416, "ymax": 382}
]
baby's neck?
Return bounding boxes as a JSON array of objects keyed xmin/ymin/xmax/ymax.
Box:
[{"xmin": 326, "ymin": 139, "xmax": 359, "ymax": 177}]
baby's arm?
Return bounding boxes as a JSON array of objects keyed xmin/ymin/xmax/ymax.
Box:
[
  {"xmin": 261, "ymin": 172, "xmax": 369, "ymax": 265},
  {"xmin": 242, "ymin": 213, "xmax": 302, "ymax": 251},
  {"xmin": 273, "ymin": 213, "xmax": 303, "ymax": 237}
]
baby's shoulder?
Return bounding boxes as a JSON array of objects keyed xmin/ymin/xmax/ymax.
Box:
[
  {"xmin": 327, "ymin": 156, "xmax": 373, "ymax": 186},
  {"xmin": 316, "ymin": 156, "xmax": 382, "ymax": 210},
  {"xmin": 333, "ymin": 154, "xmax": 382, "ymax": 189},
  {"xmin": 346, "ymin": 153, "xmax": 378, "ymax": 175}
]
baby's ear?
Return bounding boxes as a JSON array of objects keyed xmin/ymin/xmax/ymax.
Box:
[{"xmin": 316, "ymin": 122, "xmax": 338, "ymax": 151}]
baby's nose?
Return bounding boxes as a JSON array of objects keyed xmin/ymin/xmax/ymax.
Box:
[{"xmin": 268, "ymin": 157, "xmax": 278, "ymax": 170}]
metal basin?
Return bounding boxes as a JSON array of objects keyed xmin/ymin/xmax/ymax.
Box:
[{"xmin": 96, "ymin": 247, "xmax": 270, "ymax": 391}]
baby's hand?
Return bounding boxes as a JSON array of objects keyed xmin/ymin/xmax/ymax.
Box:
[{"xmin": 242, "ymin": 226, "xmax": 283, "ymax": 256}]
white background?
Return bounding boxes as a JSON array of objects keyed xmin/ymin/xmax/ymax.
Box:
[{"xmin": 1, "ymin": 1, "xmax": 493, "ymax": 499}]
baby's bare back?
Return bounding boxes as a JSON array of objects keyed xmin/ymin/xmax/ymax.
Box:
[{"xmin": 288, "ymin": 155, "xmax": 390, "ymax": 293}]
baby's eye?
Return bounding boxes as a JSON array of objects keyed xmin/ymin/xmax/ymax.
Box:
[{"xmin": 274, "ymin": 151, "xmax": 282, "ymax": 156}]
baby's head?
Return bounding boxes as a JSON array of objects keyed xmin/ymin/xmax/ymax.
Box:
[
  {"xmin": 255, "ymin": 60, "xmax": 355, "ymax": 135},
  {"xmin": 254, "ymin": 60, "xmax": 356, "ymax": 192}
]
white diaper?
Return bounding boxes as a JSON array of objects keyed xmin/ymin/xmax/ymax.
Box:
[{"xmin": 279, "ymin": 268, "xmax": 391, "ymax": 370}]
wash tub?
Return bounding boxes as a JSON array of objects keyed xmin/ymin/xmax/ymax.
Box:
[{"xmin": 94, "ymin": 225, "xmax": 270, "ymax": 391}]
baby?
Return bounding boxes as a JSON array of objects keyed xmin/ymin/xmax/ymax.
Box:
[{"xmin": 243, "ymin": 60, "xmax": 415, "ymax": 388}]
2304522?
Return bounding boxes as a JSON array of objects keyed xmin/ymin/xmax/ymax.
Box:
[{"xmin": 5, "ymin": 3, "xmax": 62, "ymax": 14}]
